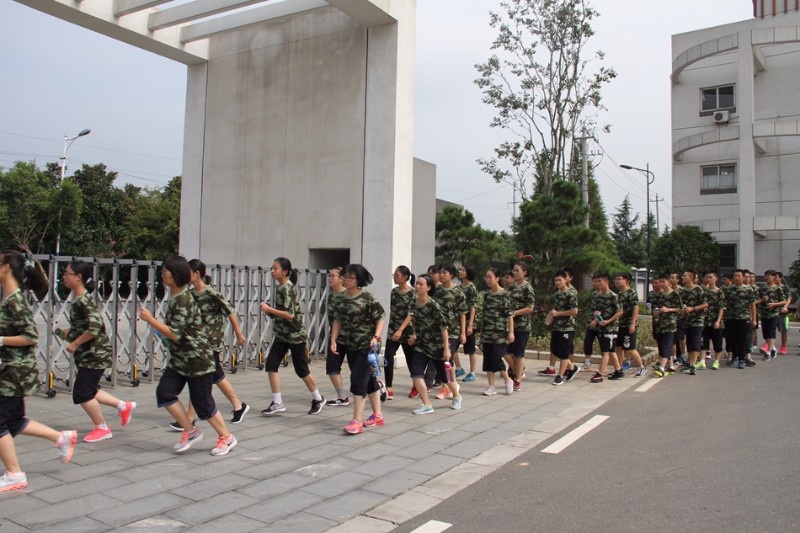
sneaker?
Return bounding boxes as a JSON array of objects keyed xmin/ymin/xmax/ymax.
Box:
[
  {"xmin": 386, "ymin": 388, "xmax": 394, "ymax": 400},
  {"xmin": 261, "ymin": 401, "xmax": 286, "ymax": 415},
  {"xmin": 590, "ymin": 372, "xmax": 603, "ymax": 383},
  {"xmin": 552, "ymin": 375, "xmax": 565, "ymax": 386},
  {"xmin": 504, "ymin": 379, "xmax": 514, "ymax": 395},
  {"xmin": 56, "ymin": 431, "xmax": 77, "ymax": 463},
  {"xmin": 760, "ymin": 343, "xmax": 769, "ymax": 354},
  {"xmin": 513, "ymin": 379, "xmax": 521, "ymax": 392},
  {"xmin": 118, "ymin": 401, "xmax": 136, "ymax": 427},
  {"xmin": 676, "ymin": 354, "xmax": 688, "ymax": 367},
  {"xmin": 726, "ymin": 357, "xmax": 736, "ymax": 367},
  {"xmin": 621, "ymin": 362, "xmax": 632, "ymax": 371},
  {"xmin": 711, "ymin": 360, "xmax": 720, "ymax": 370},
  {"xmin": 343, "ymin": 419, "xmax": 363, "ymax": 435},
  {"xmin": 231, "ymin": 403, "xmax": 250, "ymax": 424},
  {"xmin": 771, "ymin": 350, "xmax": 777, "ymax": 360},
  {"xmin": 363, "ymin": 413, "xmax": 385, "ymax": 428},
  {"xmin": 434, "ymin": 387, "xmax": 452, "ymax": 400},
  {"xmin": 666, "ymin": 367, "xmax": 677, "ymax": 375},
  {"xmin": 463, "ymin": 373, "xmax": 476, "ymax": 382},
  {"xmin": 635, "ymin": 367, "xmax": 647, "ymax": 378},
  {"xmin": 378, "ymin": 382, "xmax": 388, "ymax": 403},
  {"xmin": 737, "ymin": 360, "xmax": 746, "ymax": 369},
  {"xmin": 653, "ymin": 366, "xmax": 664, "ymax": 378},
  {"xmin": 0, "ymin": 472, "xmax": 28, "ymax": 492},
  {"xmin": 763, "ymin": 352, "xmax": 770, "ymax": 361},
  {"xmin": 696, "ymin": 360, "xmax": 706, "ymax": 370},
  {"xmin": 173, "ymin": 428, "xmax": 203, "ymax": 453},
  {"xmin": 780, "ymin": 346, "xmax": 787, "ymax": 355},
  {"xmin": 326, "ymin": 397, "xmax": 350, "ymax": 407},
  {"xmin": 608, "ymin": 370, "xmax": 624, "ymax": 380},
  {"xmin": 83, "ymin": 426, "xmax": 112, "ymax": 443},
  {"xmin": 408, "ymin": 387, "xmax": 419, "ymax": 398},
  {"xmin": 455, "ymin": 368, "xmax": 466, "ymax": 377},
  {"xmin": 583, "ymin": 360, "xmax": 592, "ymax": 369},
  {"xmin": 745, "ymin": 359, "xmax": 756, "ymax": 367},
  {"xmin": 689, "ymin": 366, "xmax": 697, "ymax": 375},
  {"xmin": 309, "ymin": 397, "xmax": 325, "ymax": 415},
  {"xmin": 413, "ymin": 404, "xmax": 434, "ymax": 415},
  {"xmin": 566, "ymin": 365, "xmax": 580, "ymax": 382},
  {"xmin": 537, "ymin": 367, "xmax": 556, "ymax": 376},
  {"xmin": 211, "ymin": 434, "xmax": 237, "ymax": 456},
  {"xmin": 483, "ymin": 386, "xmax": 497, "ymax": 396},
  {"xmin": 451, "ymin": 395, "xmax": 462, "ymax": 410},
  {"xmin": 170, "ymin": 419, "xmax": 197, "ymax": 432}
]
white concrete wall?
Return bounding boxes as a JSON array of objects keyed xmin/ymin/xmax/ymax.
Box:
[{"xmin": 412, "ymin": 158, "xmax": 436, "ymax": 276}]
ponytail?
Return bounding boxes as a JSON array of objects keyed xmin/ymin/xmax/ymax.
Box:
[
  {"xmin": 188, "ymin": 258, "xmax": 213, "ymax": 285},
  {"xmin": 69, "ymin": 260, "xmax": 96, "ymax": 292},
  {"xmin": 1, "ymin": 251, "xmax": 48, "ymax": 295}
]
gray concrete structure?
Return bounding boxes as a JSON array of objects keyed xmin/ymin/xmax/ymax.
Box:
[
  {"xmin": 671, "ymin": 3, "xmax": 800, "ymax": 272},
  {"xmin": 17, "ymin": 0, "xmax": 429, "ymax": 312}
]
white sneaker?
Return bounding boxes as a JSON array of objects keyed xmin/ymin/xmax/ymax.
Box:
[
  {"xmin": 451, "ymin": 396, "xmax": 462, "ymax": 410},
  {"xmin": 583, "ymin": 360, "xmax": 592, "ymax": 369},
  {"xmin": 211, "ymin": 434, "xmax": 238, "ymax": 456},
  {"xmin": 483, "ymin": 386, "xmax": 497, "ymax": 396},
  {"xmin": 504, "ymin": 379, "xmax": 514, "ymax": 395}
]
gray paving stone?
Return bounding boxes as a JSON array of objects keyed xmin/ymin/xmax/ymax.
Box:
[
  {"xmin": 342, "ymin": 441, "xmax": 401, "ymax": 462},
  {"xmin": 393, "ymin": 441, "xmax": 450, "ymax": 459},
  {"xmin": 35, "ymin": 516, "xmax": 113, "ymax": 533},
  {"xmin": 7, "ymin": 493, "xmax": 120, "ymax": 529},
  {"xmin": 437, "ymin": 438, "xmax": 496, "ymax": 459},
  {"xmin": 165, "ymin": 490, "xmax": 262, "ymax": 526},
  {"xmin": 180, "ymin": 512, "xmax": 266, "ymax": 533},
  {"xmin": 260, "ymin": 510, "xmax": 338, "ymax": 533},
  {"xmin": 304, "ymin": 488, "xmax": 387, "ymax": 522},
  {"xmin": 237, "ymin": 489, "xmax": 325, "ymax": 523},
  {"xmin": 294, "ymin": 456, "xmax": 362, "ymax": 480},
  {"xmin": 115, "ymin": 515, "xmax": 189, "ymax": 532},
  {"xmin": 371, "ymin": 428, "xmax": 429, "ymax": 448},
  {"xmin": 300, "ymin": 470, "xmax": 375, "ymax": 497},
  {"xmin": 169, "ymin": 472, "xmax": 257, "ymax": 501},
  {"xmin": 0, "ymin": 519, "xmax": 29, "ymax": 533},
  {"xmin": 364, "ymin": 468, "xmax": 432, "ymax": 496},
  {"xmin": 90, "ymin": 492, "xmax": 193, "ymax": 528},
  {"xmin": 33, "ymin": 471, "xmax": 129, "ymax": 504},
  {"xmin": 236, "ymin": 472, "xmax": 314, "ymax": 499},
  {"xmin": 232, "ymin": 457, "xmax": 305, "ymax": 481},
  {"xmin": 351, "ymin": 454, "xmax": 415, "ymax": 477},
  {"xmin": 110, "ymin": 475, "xmax": 194, "ymax": 502},
  {"xmin": 47, "ymin": 458, "xmax": 132, "ymax": 483},
  {"xmin": 404, "ymin": 451, "xmax": 467, "ymax": 477},
  {"xmin": 114, "ymin": 459, "xmax": 195, "ymax": 482}
]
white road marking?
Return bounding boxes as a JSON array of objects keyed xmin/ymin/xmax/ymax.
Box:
[
  {"xmin": 541, "ymin": 415, "xmax": 609, "ymax": 454},
  {"xmin": 411, "ymin": 520, "xmax": 453, "ymax": 532},
  {"xmin": 635, "ymin": 376, "xmax": 664, "ymax": 393}
]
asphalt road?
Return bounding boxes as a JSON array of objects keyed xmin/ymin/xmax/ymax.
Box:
[{"xmin": 398, "ymin": 343, "xmax": 800, "ymax": 532}]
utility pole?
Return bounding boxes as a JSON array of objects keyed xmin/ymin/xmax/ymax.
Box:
[
  {"xmin": 577, "ymin": 130, "xmax": 591, "ymax": 228},
  {"xmin": 652, "ymin": 194, "xmax": 663, "ymax": 232},
  {"xmin": 507, "ymin": 182, "xmax": 519, "ymax": 226}
]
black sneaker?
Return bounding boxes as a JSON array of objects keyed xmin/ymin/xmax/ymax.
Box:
[
  {"xmin": 169, "ymin": 419, "xmax": 196, "ymax": 432},
  {"xmin": 326, "ymin": 397, "xmax": 350, "ymax": 407},
  {"xmin": 309, "ymin": 397, "xmax": 324, "ymax": 415},
  {"xmin": 552, "ymin": 375, "xmax": 565, "ymax": 386},
  {"xmin": 771, "ymin": 351, "xmax": 777, "ymax": 360},
  {"xmin": 689, "ymin": 366, "xmax": 697, "ymax": 375},
  {"xmin": 763, "ymin": 353, "xmax": 770, "ymax": 361},
  {"xmin": 745, "ymin": 359, "xmax": 756, "ymax": 367},
  {"xmin": 565, "ymin": 365, "xmax": 580, "ymax": 382},
  {"xmin": 590, "ymin": 372, "xmax": 603, "ymax": 383},
  {"xmin": 231, "ymin": 403, "xmax": 250, "ymax": 424},
  {"xmin": 608, "ymin": 370, "xmax": 624, "ymax": 380},
  {"xmin": 378, "ymin": 381, "xmax": 388, "ymax": 403}
]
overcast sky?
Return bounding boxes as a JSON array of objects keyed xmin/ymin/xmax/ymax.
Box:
[{"xmin": 1, "ymin": 0, "xmax": 753, "ymax": 234}]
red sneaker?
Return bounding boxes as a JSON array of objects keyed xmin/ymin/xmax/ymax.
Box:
[
  {"xmin": 363, "ymin": 413, "xmax": 385, "ymax": 428},
  {"xmin": 408, "ymin": 387, "xmax": 419, "ymax": 398},
  {"xmin": 780, "ymin": 346, "xmax": 787, "ymax": 355},
  {"xmin": 118, "ymin": 401, "xmax": 136, "ymax": 427},
  {"xmin": 83, "ymin": 426, "xmax": 112, "ymax": 443},
  {"xmin": 343, "ymin": 419, "xmax": 363, "ymax": 435}
]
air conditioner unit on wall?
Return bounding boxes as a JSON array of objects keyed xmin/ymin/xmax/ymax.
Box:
[{"xmin": 713, "ymin": 110, "xmax": 730, "ymax": 124}]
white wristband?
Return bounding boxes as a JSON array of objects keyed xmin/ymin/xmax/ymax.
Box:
[{"xmin": 0, "ymin": 337, "xmax": 4, "ymax": 347}]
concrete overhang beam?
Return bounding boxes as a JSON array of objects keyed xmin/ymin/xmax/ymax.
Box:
[
  {"xmin": 113, "ymin": 0, "xmax": 170, "ymax": 17},
  {"xmin": 327, "ymin": 0, "xmax": 395, "ymax": 27},
  {"xmin": 148, "ymin": 0, "xmax": 265, "ymax": 32}
]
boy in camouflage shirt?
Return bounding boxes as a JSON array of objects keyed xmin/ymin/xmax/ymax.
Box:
[
  {"xmin": 588, "ymin": 273, "xmax": 623, "ymax": 383},
  {"xmin": 757, "ymin": 270, "xmax": 789, "ymax": 360},
  {"xmin": 677, "ymin": 270, "xmax": 708, "ymax": 374},
  {"xmin": 614, "ymin": 272, "xmax": 647, "ymax": 378},
  {"xmin": 651, "ymin": 273, "xmax": 683, "ymax": 377},
  {"xmin": 723, "ymin": 269, "xmax": 757, "ymax": 368},
  {"xmin": 548, "ymin": 271, "xmax": 580, "ymax": 386},
  {"xmin": 702, "ymin": 272, "xmax": 726, "ymax": 369}
]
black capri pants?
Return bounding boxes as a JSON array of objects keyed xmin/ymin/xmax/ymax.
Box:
[
  {"xmin": 0, "ymin": 397, "xmax": 30, "ymax": 438},
  {"xmin": 72, "ymin": 367, "xmax": 106, "ymax": 404},
  {"xmin": 326, "ymin": 342, "xmax": 354, "ymax": 376},
  {"xmin": 156, "ymin": 368, "xmax": 217, "ymax": 420},
  {"xmin": 653, "ymin": 332, "xmax": 675, "ymax": 359},
  {"xmin": 685, "ymin": 326, "xmax": 703, "ymax": 353},
  {"xmin": 583, "ymin": 328, "xmax": 599, "ymax": 357},
  {"xmin": 266, "ymin": 340, "xmax": 310, "ymax": 378},
  {"xmin": 349, "ymin": 347, "xmax": 381, "ymax": 397},
  {"xmin": 703, "ymin": 326, "xmax": 724, "ymax": 353},
  {"xmin": 384, "ymin": 339, "xmax": 413, "ymax": 387},
  {"xmin": 482, "ymin": 342, "xmax": 508, "ymax": 373}
]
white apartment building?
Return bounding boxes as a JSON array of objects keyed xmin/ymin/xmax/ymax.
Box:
[{"xmin": 671, "ymin": 0, "xmax": 800, "ymax": 273}]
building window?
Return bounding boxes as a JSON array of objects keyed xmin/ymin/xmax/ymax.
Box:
[
  {"xmin": 700, "ymin": 84, "xmax": 735, "ymax": 115},
  {"xmin": 718, "ymin": 244, "xmax": 737, "ymax": 270},
  {"xmin": 701, "ymin": 164, "xmax": 737, "ymax": 194}
]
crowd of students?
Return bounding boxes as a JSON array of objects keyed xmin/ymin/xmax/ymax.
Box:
[{"xmin": 0, "ymin": 250, "xmax": 793, "ymax": 491}]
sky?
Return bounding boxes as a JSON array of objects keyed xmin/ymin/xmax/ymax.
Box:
[{"xmin": 0, "ymin": 0, "xmax": 754, "ymax": 234}]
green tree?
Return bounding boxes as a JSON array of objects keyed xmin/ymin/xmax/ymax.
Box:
[
  {"xmin": 787, "ymin": 248, "xmax": 800, "ymax": 290},
  {"xmin": 610, "ymin": 195, "xmax": 644, "ymax": 267},
  {"xmin": 127, "ymin": 176, "xmax": 181, "ymax": 260},
  {"xmin": 474, "ymin": 0, "xmax": 616, "ymax": 198},
  {"xmin": 650, "ymin": 225, "xmax": 719, "ymax": 274},
  {"xmin": 435, "ymin": 205, "xmax": 514, "ymax": 276}
]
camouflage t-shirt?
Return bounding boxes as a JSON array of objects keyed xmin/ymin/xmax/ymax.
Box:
[
  {"xmin": 327, "ymin": 289, "xmax": 347, "ymax": 347},
  {"xmin": 440, "ymin": 285, "xmax": 467, "ymax": 340},
  {"xmin": 507, "ymin": 282, "xmax": 536, "ymax": 332},
  {"xmin": 165, "ymin": 288, "xmax": 215, "ymax": 377},
  {"xmin": 677, "ymin": 285, "xmax": 707, "ymax": 328},
  {"xmin": 333, "ymin": 290, "xmax": 385, "ymax": 350},
  {"xmin": 387, "ymin": 286, "xmax": 415, "ymax": 343},
  {"xmin": 723, "ymin": 285, "xmax": 754, "ymax": 321},
  {"xmin": 481, "ymin": 289, "xmax": 513, "ymax": 343},
  {"xmin": 591, "ymin": 291, "xmax": 620, "ymax": 333},
  {"xmin": 409, "ymin": 298, "xmax": 447, "ymax": 360},
  {"xmin": 0, "ymin": 290, "xmax": 39, "ymax": 397},
  {"xmin": 651, "ymin": 289, "xmax": 682, "ymax": 334},
  {"xmin": 704, "ymin": 287, "xmax": 725, "ymax": 327},
  {"xmin": 617, "ymin": 287, "xmax": 639, "ymax": 329},
  {"xmin": 758, "ymin": 284, "xmax": 784, "ymax": 320},
  {"xmin": 552, "ymin": 288, "xmax": 578, "ymax": 332},
  {"xmin": 272, "ymin": 281, "xmax": 306, "ymax": 345},
  {"xmin": 194, "ymin": 287, "xmax": 235, "ymax": 352},
  {"xmin": 68, "ymin": 291, "xmax": 113, "ymax": 369}
]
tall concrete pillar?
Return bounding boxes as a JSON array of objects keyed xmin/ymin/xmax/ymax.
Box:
[{"xmin": 738, "ymin": 29, "xmax": 756, "ymax": 270}]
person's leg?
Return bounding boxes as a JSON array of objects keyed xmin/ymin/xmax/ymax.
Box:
[
  {"xmin": 265, "ymin": 341, "xmax": 286, "ymax": 397},
  {"xmin": 0, "ymin": 434, "xmax": 21, "ymax": 473}
]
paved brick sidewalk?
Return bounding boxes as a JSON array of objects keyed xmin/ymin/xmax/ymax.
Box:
[{"xmin": 0, "ymin": 358, "xmax": 643, "ymax": 531}]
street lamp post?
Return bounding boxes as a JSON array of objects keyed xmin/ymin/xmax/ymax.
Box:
[
  {"xmin": 56, "ymin": 128, "xmax": 91, "ymax": 256},
  {"xmin": 620, "ymin": 163, "xmax": 655, "ymax": 303}
]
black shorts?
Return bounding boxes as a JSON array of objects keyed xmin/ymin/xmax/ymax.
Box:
[
  {"xmin": 72, "ymin": 367, "xmax": 106, "ymax": 404},
  {"xmin": 597, "ymin": 332, "xmax": 617, "ymax": 353},
  {"xmin": 0, "ymin": 397, "xmax": 29, "ymax": 438},
  {"xmin": 777, "ymin": 314, "xmax": 788, "ymax": 333},
  {"xmin": 266, "ymin": 341, "xmax": 310, "ymax": 378},
  {"xmin": 506, "ymin": 331, "xmax": 528, "ymax": 358},
  {"xmin": 212, "ymin": 351, "xmax": 225, "ymax": 384},
  {"xmin": 653, "ymin": 332, "xmax": 675, "ymax": 359},
  {"xmin": 675, "ymin": 321, "xmax": 686, "ymax": 342},
  {"xmin": 685, "ymin": 326, "xmax": 703, "ymax": 353},
  {"xmin": 761, "ymin": 316, "xmax": 779, "ymax": 340},
  {"xmin": 703, "ymin": 326, "xmax": 724, "ymax": 353},
  {"xmin": 449, "ymin": 338, "xmax": 461, "ymax": 356},
  {"xmin": 349, "ymin": 347, "xmax": 380, "ymax": 397},
  {"xmin": 550, "ymin": 331, "xmax": 574, "ymax": 360},
  {"xmin": 463, "ymin": 333, "xmax": 476, "ymax": 355},
  {"xmin": 583, "ymin": 328, "xmax": 599, "ymax": 357},
  {"xmin": 156, "ymin": 368, "xmax": 217, "ymax": 420},
  {"xmin": 482, "ymin": 342, "xmax": 508, "ymax": 372},
  {"xmin": 326, "ymin": 343, "xmax": 354, "ymax": 375},
  {"xmin": 616, "ymin": 328, "xmax": 637, "ymax": 351}
]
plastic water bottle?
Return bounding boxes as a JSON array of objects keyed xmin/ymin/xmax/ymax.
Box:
[
  {"xmin": 367, "ymin": 347, "xmax": 382, "ymax": 378},
  {"xmin": 444, "ymin": 361, "xmax": 456, "ymax": 384}
]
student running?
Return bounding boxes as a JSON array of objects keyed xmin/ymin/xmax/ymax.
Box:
[{"xmin": 325, "ymin": 267, "xmax": 352, "ymax": 406}]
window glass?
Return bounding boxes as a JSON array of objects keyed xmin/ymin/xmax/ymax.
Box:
[
  {"xmin": 718, "ymin": 85, "xmax": 735, "ymax": 109},
  {"xmin": 701, "ymin": 88, "xmax": 718, "ymax": 111},
  {"xmin": 701, "ymin": 164, "xmax": 736, "ymax": 192}
]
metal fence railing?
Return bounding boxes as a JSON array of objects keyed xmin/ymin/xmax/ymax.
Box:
[{"xmin": 24, "ymin": 256, "xmax": 330, "ymax": 398}]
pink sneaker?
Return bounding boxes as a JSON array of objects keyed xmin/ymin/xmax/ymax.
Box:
[
  {"xmin": 780, "ymin": 346, "xmax": 787, "ymax": 355},
  {"xmin": 343, "ymin": 419, "xmax": 363, "ymax": 435},
  {"xmin": 83, "ymin": 426, "xmax": 112, "ymax": 443},
  {"xmin": 434, "ymin": 387, "xmax": 452, "ymax": 400},
  {"xmin": 363, "ymin": 413, "xmax": 385, "ymax": 428},
  {"xmin": 57, "ymin": 431, "xmax": 77, "ymax": 463},
  {"xmin": 118, "ymin": 401, "xmax": 136, "ymax": 427}
]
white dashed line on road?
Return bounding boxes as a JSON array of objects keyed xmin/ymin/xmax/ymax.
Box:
[
  {"xmin": 541, "ymin": 415, "xmax": 609, "ymax": 454},
  {"xmin": 635, "ymin": 376, "xmax": 664, "ymax": 392},
  {"xmin": 411, "ymin": 520, "xmax": 453, "ymax": 532}
]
